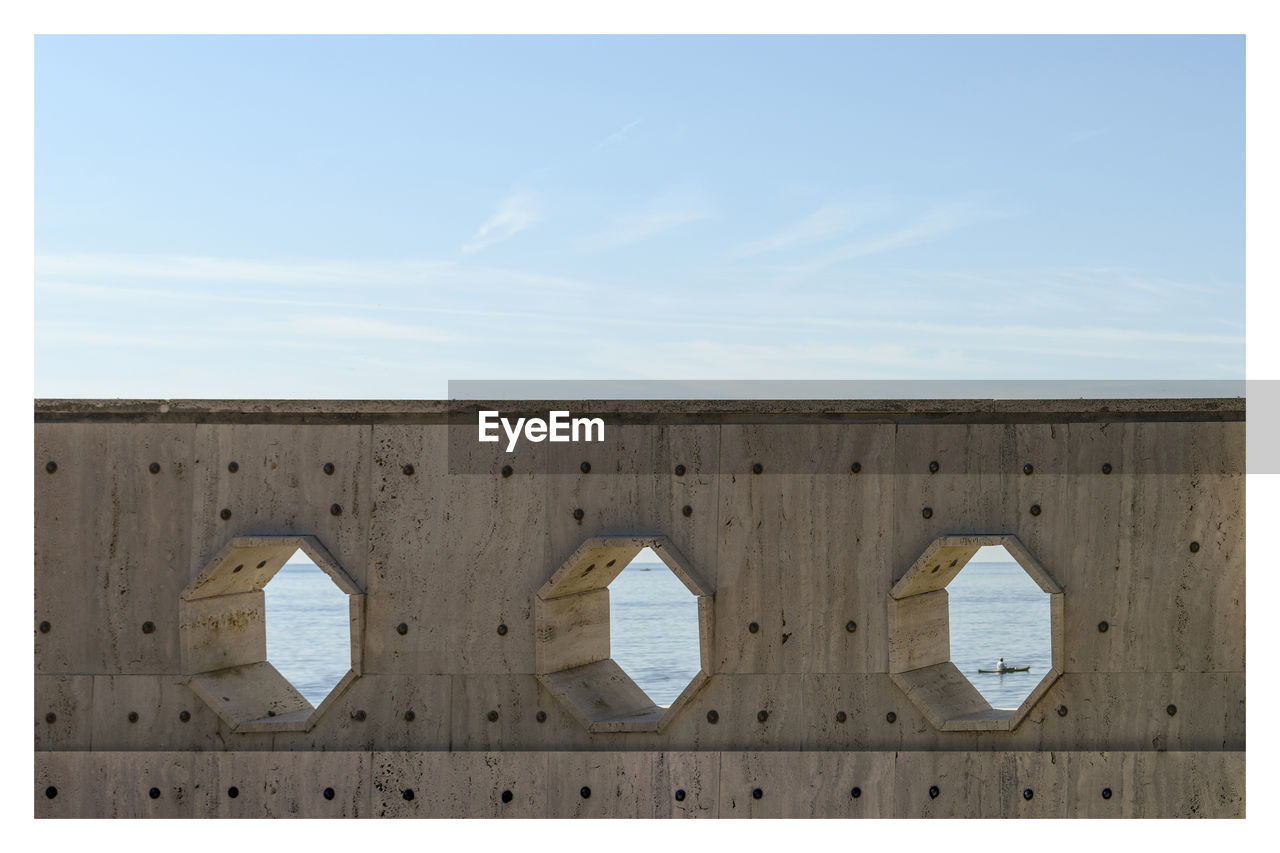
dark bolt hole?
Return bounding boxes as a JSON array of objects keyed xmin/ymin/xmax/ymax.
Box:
[
  {"xmin": 39, "ymin": 621, "xmax": 51, "ymax": 633},
  {"xmin": 748, "ymin": 622, "xmax": 759, "ymax": 633},
  {"xmin": 220, "ymin": 508, "xmax": 232, "ymax": 520},
  {"xmin": 227, "ymin": 786, "xmax": 239, "ymax": 799},
  {"xmin": 46, "ymin": 712, "xmax": 56, "ymax": 724},
  {"xmin": 148, "ymin": 788, "xmax": 161, "ymax": 800},
  {"xmin": 1030, "ymin": 504, "xmax": 1042, "ymax": 516},
  {"xmin": 1101, "ymin": 462, "xmax": 1113, "ymax": 475},
  {"xmin": 323, "ymin": 462, "xmax": 335, "ymax": 475},
  {"xmin": 1023, "ymin": 463, "xmax": 1034, "ymax": 475},
  {"xmin": 1098, "ymin": 621, "xmax": 1109, "ymax": 633},
  {"xmin": 757, "ymin": 710, "xmax": 769, "ymax": 723},
  {"xmin": 1101, "ymin": 788, "xmax": 1113, "ymax": 800},
  {"xmin": 929, "ymin": 461, "xmax": 940, "ymax": 474},
  {"xmin": 323, "ymin": 788, "xmax": 335, "ymax": 800},
  {"xmin": 232, "ymin": 564, "xmax": 243, "ymax": 573},
  {"xmin": 886, "ymin": 712, "xmax": 897, "ymax": 724},
  {"xmin": 128, "ymin": 712, "xmax": 139, "ymax": 723},
  {"xmin": 675, "ymin": 789, "xmax": 686, "ymax": 802},
  {"xmin": 580, "ymin": 461, "xmax": 591, "ymax": 473},
  {"xmin": 846, "ymin": 620, "xmax": 857, "ymax": 633},
  {"xmin": 396, "ymin": 622, "xmax": 408, "ymax": 635},
  {"xmin": 752, "ymin": 462, "xmax": 763, "ymax": 474},
  {"xmin": 752, "ymin": 788, "xmax": 763, "ymax": 800},
  {"xmin": 403, "ymin": 789, "xmax": 415, "ymax": 801},
  {"xmin": 851, "ymin": 787, "xmax": 862, "ymax": 799},
  {"xmin": 267, "ymin": 710, "xmax": 276, "ymax": 717},
  {"xmin": 706, "ymin": 710, "xmax": 719, "ymax": 724},
  {"xmin": 1057, "ymin": 705, "xmax": 1069, "ymax": 717},
  {"xmin": 501, "ymin": 465, "xmax": 513, "ymax": 478},
  {"xmin": 1167, "ymin": 704, "xmax": 1178, "ymax": 716},
  {"xmin": 45, "ymin": 461, "xmax": 57, "ymax": 474},
  {"xmin": 501, "ymin": 790, "xmax": 513, "ymax": 804},
  {"xmin": 1023, "ymin": 788, "xmax": 1034, "ymax": 801},
  {"xmin": 351, "ymin": 709, "xmax": 367, "ymax": 721},
  {"xmin": 682, "ymin": 505, "xmax": 693, "ymax": 517},
  {"xmin": 536, "ymin": 711, "xmax": 547, "ymax": 723},
  {"xmin": 403, "ymin": 710, "xmax": 415, "ymax": 722},
  {"xmin": 487, "ymin": 710, "xmax": 499, "ymax": 722},
  {"xmin": 921, "ymin": 507, "xmax": 933, "ymax": 519},
  {"xmin": 141, "ymin": 621, "xmax": 155, "ymax": 634},
  {"xmin": 572, "ymin": 508, "xmax": 584, "ymax": 521},
  {"xmin": 606, "ymin": 560, "xmax": 616, "ymax": 567},
  {"xmin": 580, "ymin": 786, "xmax": 591, "ymax": 799},
  {"xmin": 674, "ymin": 464, "xmax": 686, "ymax": 476},
  {"xmin": 836, "ymin": 711, "xmax": 847, "ymax": 723},
  {"xmin": 45, "ymin": 786, "xmax": 57, "ymax": 799},
  {"xmin": 330, "ymin": 503, "xmax": 343, "ymax": 516},
  {"xmin": 928, "ymin": 785, "xmax": 940, "ymax": 799},
  {"xmin": 1189, "ymin": 541, "xmax": 1200, "ymax": 553},
  {"xmin": 402, "ymin": 464, "xmax": 415, "ymax": 476},
  {"xmin": 497, "ymin": 624, "xmax": 508, "ymax": 636},
  {"xmin": 149, "ymin": 462, "xmax": 161, "ymax": 474},
  {"xmin": 851, "ymin": 461, "xmax": 862, "ymax": 473},
  {"xmin": 256, "ymin": 561, "xmax": 266, "ymax": 568},
  {"xmin": 179, "ymin": 710, "xmax": 190, "ymax": 723},
  {"xmin": 227, "ymin": 462, "xmax": 239, "ymax": 473}
]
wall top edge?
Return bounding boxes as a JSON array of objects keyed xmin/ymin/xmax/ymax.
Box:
[{"xmin": 33, "ymin": 397, "xmax": 1245, "ymax": 425}]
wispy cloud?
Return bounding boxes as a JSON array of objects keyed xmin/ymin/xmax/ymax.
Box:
[
  {"xmin": 597, "ymin": 118, "xmax": 643, "ymax": 150},
  {"xmin": 733, "ymin": 202, "xmax": 886, "ymax": 258},
  {"xmin": 461, "ymin": 193, "xmax": 538, "ymax": 255},
  {"xmin": 589, "ymin": 187, "xmax": 713, "ymax": 250}
]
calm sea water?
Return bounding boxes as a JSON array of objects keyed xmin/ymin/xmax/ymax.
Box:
[{"xmin": 265, "ymin": 556, "xmax": 1051, "ymax": 710}]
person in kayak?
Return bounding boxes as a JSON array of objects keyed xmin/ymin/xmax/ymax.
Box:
[{"xmin": 996, "ymin": 657, "xmax": 1005, "ymax": 671}]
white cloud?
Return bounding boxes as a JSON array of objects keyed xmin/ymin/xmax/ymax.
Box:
[
  {"xmin": 461, "ymin": 193, "xmax": 538, "ymax": 255},
  {"xmin": 734, "ymin": 202, "xmax": 885, "ymax": 257},
  {"xmin": 597, "ymin": 118, "xmax": 642, "ymax": 149},
  {"xmin": 590, "ymin": 187, "xmax": 713, "ymax": 249}
]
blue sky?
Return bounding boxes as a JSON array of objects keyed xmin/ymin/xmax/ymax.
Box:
[{"xmin": 34, "ymin": 35, "xmax": 1245, "ymax": 397}]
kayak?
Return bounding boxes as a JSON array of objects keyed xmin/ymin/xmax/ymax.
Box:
[{"xmin": 977, "ymin": 666, "xmax": 1030, "ymax": 673}]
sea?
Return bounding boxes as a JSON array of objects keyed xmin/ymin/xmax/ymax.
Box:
[{"xmin": 265, "ymin": 553, "xmax": 1052, "ymax": 711}]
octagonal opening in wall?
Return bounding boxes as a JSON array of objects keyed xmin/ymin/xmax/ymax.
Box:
[
  {"xmin": 536, "ymin": 536, "xmax": 714, "ymax": 733},
  {"xmin": 888, "ymin": 534, "xmax": 1063, "ymax": 732},
  {"xmin": 179, "ymin": 536, "xmax": 364, "ymax": 733}
]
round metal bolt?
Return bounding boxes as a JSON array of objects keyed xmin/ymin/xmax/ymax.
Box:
[
  {"xmin": 396, "ymin": 623, "xmax": 408, "ymax": 635},
  {"xmin": 886, "ymin": 711, "xmax": 897, "ymax": 724},
  {"xmin": 536, "ymin": 711, "xmax": 547, "ymax": 723},
  {"xmin": 330, "ymin": 503, "xmax": 342, "ymax": 516},
  {"xmin": 227, "ymin": 786, "xmax": 239, "ymax": 799},
  {"xmin": 846, "ymin": 620, "xmax": 857, "ymax": 633},
  {"xmin": 46, "ymin": 786, "xmax": 57, "ymax": 799},
  {"xmin": 149, "ymin": 462, "xmax": 161, "ymax": 474},
  {"xmin": 752, "ymin": 788, "xmax": 763, "ymax": 800},
  {"xmin": 1023, "ymin": 463, "xmax": 1034, "ymax": 475},
  {"xmin": 46, "ymin": 712, "xmax": 56, "ymax": 724},
  {"xmin": 674, "ymin": 464, "xmax": 686, "ymax": 476},
  {"xmin": 1057, "ymin": 705, "xmax": 1069, "ymax": 717},
  {"xmin": 580, "ymin": 786, "xmax": 591, "ymax": 799},
  {"xmin": 403, "ymin": 710, "xmax": 415, "ymax": 722},
  {"xmin": 227, "ymin": 461, "xmax": 239, "ymax": 473},
  {"xmin": 580, "ymin": 461, "xmax": 591, "ymax": 474},
  {"xmin": 757, "ymin": 710, "xmax": 769, "ymax": 723},
  {"xmin": 1098, "ymin": 620, "xmax": 1109, "ymax": 633},
  {"xmin": 1101, "ymin": 787, "xmax": 1113, "ymax": 800},
  {"xmin": 674, "ymin": 789, "xmax": 686, "ymax": 802},
  {"xmin": 128, "ymin": 712, "xmax": 139, "ymax": 723},
  {"xmin": 1023, "ymin": 788, "xmax": 1034, "ymax": 801},
  {"xmin": 501, "ymin": 465, "xmax": 513, "ymax": 478},
  {"xmin": 39, "ymin": 621, "xmax": 50, "ymax": 634},
  {"xmin": 1166, "ymin": 704, "xmax": 1177, "ymax": 716},
  {"xmin": 836, "ymin": 711, "xmax": 847, "ymax": 723},
  {"xmin": 1030, "ymin": 504, "xmax": 1042, "ymax": 517},
  {"xmin": 1101, "ymin": 462, "xmax": 1113, "ymax": 475},
  {"xmin": 572, "ymin": 508, "xmax": 584, "ymax": 521},
  {"xmin": 706, "ymin": 710, "xmax": 719, "ymax": 724},
  {"xmin": 928, "ymin": 460, "xmax": 940, "ymax": 474},
  {"xmin": 179, "ymin": 710, "xmax": 190, "ymax": 723},
  {"xmin": 402, "ymin": 789, "xmax": 415, "ymax": 801},
  {"xmin": 748, "ymin": 621, "xmax": 759, "ymax": 633},
  {"xmin": 141, "ymin": 621, "xmax": 155, "ymax": 634},
  {"xmin": 752, "ymin": 462, "xmax": 763, "ymax": 474},
  {"xmin": 497, "ymin": 623, "xmax": 508, "ymax": 636},
  {"xmin": 149, "ymin": 787, "xmax": 161, "ymax": 800},
  {"xmin": 922, "ymin": 507, "xmax": 933, "ymax": 519},
  {"xmin": 851, "ymin": 786, "xmax": 862, "ymax": 799},
  {"xmin": 487, "ymin": 710, "xmax": 499, "ymax": 722},
  {"xmin": 682, "ymin": 505, "xmax": 693, "ymax": 517},
  {"xmin": 1189, "ymin": 541, "xmax": 1200, "ymax": 553},
  {"xmin": 323, "ymin": 462, "xmax": 335, "ymax": 475},
  {"xmin": 323, "ymin": 787, "xmax": 335, "ymax": 800},
  {"xmin": 402, "ymin": 464, "xmax": 415, "ymax": 476},
  {"xmin": 851, "ymin": 461, "xmax": 862, "ymax": 473},
  {"xmin": 45, "ymin": 461, "xmax": 57, "ymax": 474},
  {"xmin": 928, "ymin": 785, "xmax": 940, "ymax": 799},
  {"xmin": 220, "ymin": 508, "xmax": 231, "ymax": 520},
  {"xmin": 501, "ymin": 790, "xmax": 513, "ymax": 804},
  {"xmin": 351, "ymin": 709, "xmax": 366, "ymax": 722}
]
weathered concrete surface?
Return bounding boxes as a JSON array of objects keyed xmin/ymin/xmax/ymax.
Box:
[{"xmin": 33, "ymin": 399, "xmax": 1245, "ymax": 817}]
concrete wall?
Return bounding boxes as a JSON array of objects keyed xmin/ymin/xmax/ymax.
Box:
[{"xmin": 33, "ymin": 399, "xmax": 1245, "ymax": 818}]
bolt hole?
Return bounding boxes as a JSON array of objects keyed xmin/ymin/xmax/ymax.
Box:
[
  {"xmin": 1098, "ymin": 621, "xmax": 1109, "ymax": 633},
  {"xmin": 752, "ymin": 463, "xmax": 763, "ymax": 474},
  {"xmin": 1023, "ymin": 788, "xmax": 1034, "ymax": 800},
  {"xmin": 886, "ymin": 711, "xmax": 897, "ymax": 723},
  {"xmin": 580, "ymin": 461, "xmax": 591, "ymax": 474},
  {"xmin": 46, "ymin": 712, "xmax": 56, "ymax": 724},
  {"xmin": 496, "ymin": 624, "xmax": 508, "ymax": 636},
  {"xmin": 128, "ymin": 712, "xmax": 138, "ymax": 723},
  {"xmin": 501, "ymin": 790, "xmax": 513, "ymax": 804},
  {"xmin": 487, "ymin": 710, "xmax": 499, "ymax": 722},
  {"xmin": 39, "ymin": 621, "xmax": 50, "ymax": 633},
  {"xmin": 752, "ymin": 788, "xmax": 763, "ymax": 800},
  {"xmin": 45, "ymin": 786, "xmax": 57, "ymax": 799},
  {"xmin": 674, "ymin": 789, "xmax": 686, "ymax": 802},
  {"xmin": 850, "ymin": 461, "xmax": 861, "ymax": 473},
  {"xmin": 323, "ymin": 462, "xmax": 335, "ymax": 475},
  {"xmin": 682, "ymin": 505, "xmax": 693, "ymax": 517},
  {"xmin": 141, "ymin": 621, "xmax": 155, "ymax": 634},
  {"xmin": 149, "ymin": 462, "xmax": 161, "ymax": 474},
  {"xmin": 227, "ymin": 462, "xmax": 238, "ymax": 473},
  {"xmin": 148, "ymin": 787, "xmax": 161, "ymax": 800},
  {"xmin": 1101, "ymin": 787, "xmax": 1112, "ymax": 800},
  {"xmin": 232, "ymin": 564, "xmax": 243, "ymax": 573},
  {"xmin": 1101, "ymin": 462, "xmax": 1113, "ymax": 475},
  {"xmin": 402, "ymin": 789, "xmax": 415, "ymax": 801},
  {"xmin": 580, "ymin": 786, "xmax": 591, "ymax": 799},
  {"xmin": 45, "ymin": 461, "xmax": 57, "ymax": 474},
  {"xmin": 836, "ymin": 711, "xmax": 847, "ymax": 723},
  {"xmin": 323, "ymin": 787, "xmax": 335, "ymax": 800},
  {"xmin": 535, "ymin": 711, "xmax": 547, "ymax": 723},
  {"xmin": 674, "ymin": 464, "xmax": 686, "ymax": 476},
  {"xmin": 179, "ymin": 710, "xmax": 190, "ymax": 722},
  {"xmin": 851, "ymin": 786, "xmax": 861, "ymax": 799},
  {"xmin": 1167, "ymin": 704, "xmax": 1178, "ymax": 716},
  {"xmin": 706, "ymin": 710, "xmax": 719, "ymax": 724},
  {"xmin": 501, "ymin": 465, "xmax": 513, "ymax": 478},
  {"xmin": 748, "ymin": 621, "xmax": 759, "ymax": 633},
  {"xmin": 397, "ymin": 623, "xmax": 409, "ymax": 635},
  {"xmin": 922, "ymin": 507, "xmax": 933, "ymax": 519},
  {"xmin": 928, "ymin": 785, "xmax": 940, "ymax": 799},
  {"xmin": 403, "ymin": 710, "xmax": 415, "ymax": 722},
  {"xmin": 256, "ymin": 560, "xmax": 266, "ymax": 568},
  {"xmin": 1189, "ymin": 541, "xmax": 1200, "ymax": 553},
  {"xmin": 227, "ymin": 786, "xmax": 239, "ymax": 799},
  {"xmin": 757, "ymin": 710, "xmax": 769, "ymax": 723}
]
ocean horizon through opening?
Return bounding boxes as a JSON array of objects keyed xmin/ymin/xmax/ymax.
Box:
[
  {"xmin": 264, "ymin": 550, "xmax": 352, "ymax": 707},
  {"xmin": 608, "ymin": 546, "xmax": 701, "ymax": 707}
]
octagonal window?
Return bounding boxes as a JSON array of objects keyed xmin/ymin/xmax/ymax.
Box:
[
  {"xmin": 264, "ymin": 550, "xmax": 354, "ymax": 707},
  {"xmin": 535, "ymin": 536, "xmax": 714, "ymax": 732},
  {"xmin": 888, "ymin": 534, "xmax": 1063, "ymax": 731},
  {"xmin": 179, "ymin": 536, "xmax": 364, "ymax": 733}
]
